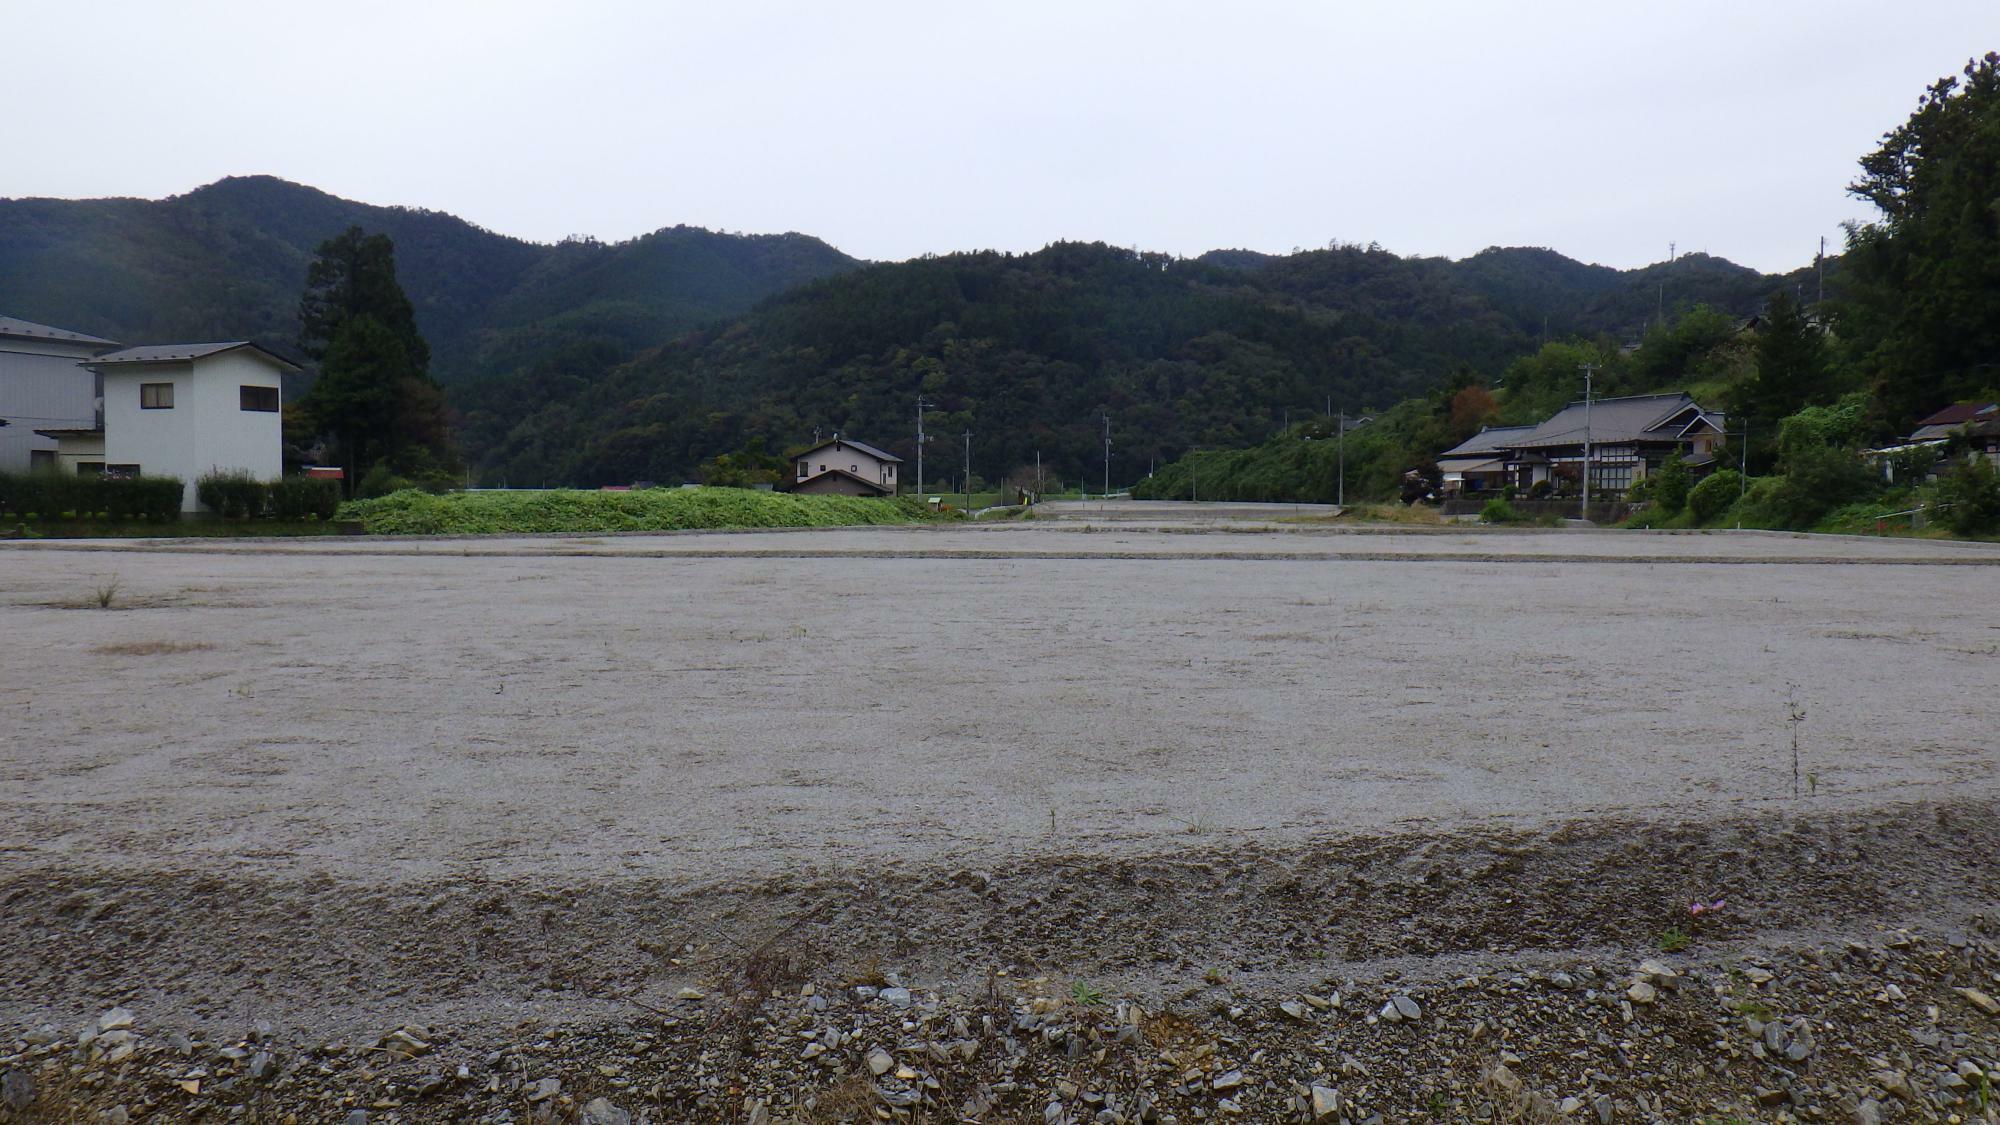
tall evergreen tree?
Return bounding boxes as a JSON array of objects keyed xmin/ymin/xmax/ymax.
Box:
[
  {"xmin": 1732, "ymin": 289, "xmax": 1827, "ymax": 470},
  {"xmin": 1842, "ymin": 52, "xmax": 2000, "ymax": 430},
  {"xmin": 298, "ymin": 226, "xmax": 430, "ymax": 370},
  {"xmin": 297, "ymin": 227, "xmax": 454, "ymax": 488}
]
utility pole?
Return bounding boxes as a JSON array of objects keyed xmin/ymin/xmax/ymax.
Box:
[
  {"xmin": 1737, "ymin": 421, "xmax": 1749, "ymax": 530},
  {"xmin": 1035, "ymin": 449, "xmax": 1042, "ymax": 500},
  {"xmin": 915, "ymin": 394, "xmax": 930, "ymax": 498},
  {"xmin": 961, "ymin": 429, "xmax": 972, "ymax": 508},
  {"xmin": 1816, "ymin": 236, "xmax": 1826, "ymax": 305},
  {"xmin": 1579, "ymin": 364, "xmax": 1595, "ymax": 523},
  {"xmin": 1102, "ymin": 413, "xmax": 1111, "ymax": 498},
  {"xmin": 1337, "ymin": 407, "xmax": 1346, "ymax": 508}
]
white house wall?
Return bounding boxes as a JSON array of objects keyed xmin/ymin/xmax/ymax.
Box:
[
  {"xmin": 103, "ymin": 351, "xmax": 283, "ymax": 511},
  {"xmin": 796, "ymin": 445, "xmax": 897, "ymax": 488},
  {"xmin": 0, "ymin": 340, "xmax": 100, "ymax": 472}
]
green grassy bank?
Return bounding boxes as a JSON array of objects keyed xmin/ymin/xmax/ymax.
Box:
[{"xmin": 338, "ymin": 488, "xmax": 947, "ymax": 535}]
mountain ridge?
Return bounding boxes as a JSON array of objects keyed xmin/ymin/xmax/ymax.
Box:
[
  {"xmin": 0, "ymin": 175, "xmax": 864, "ymax": 382},
  {"xmin": 0, "ymin": 177, "xmax": 1824, "ymax": 486}
]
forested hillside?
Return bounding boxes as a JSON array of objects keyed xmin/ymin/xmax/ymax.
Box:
[
  {"xmin": 464, "ymin": 241, "xmax": 1805, "ymax": 487},
  {"xmin": 2, "ymin": 176, "xmax": 1813, "ymax": 489},
  {"xmin": 0, "ymin": 176, "xmax": 860, "ymax": 385}
]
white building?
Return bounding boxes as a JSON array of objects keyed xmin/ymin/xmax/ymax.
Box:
[
  {"xmin": 87, "ymin": 342, "xmax": 299, "ymax": 511},
  {"xmin": 789, "ymin": 437, "xmax": 901, "ymax": 496},
  {"xmin": 0, "ymin": 316, "xmax": 117, "ymax": 472}
]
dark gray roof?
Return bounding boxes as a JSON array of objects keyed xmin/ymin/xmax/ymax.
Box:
[
  {"xmin": 794, "ymin": 437, "xmax": 903, "ymax": 464},
  {"xmin": 89, "ymin": 341, "xmax": 301, "ymax": 372},
  {"xmin": 1512, "ymin": 392, "xmax": 1718, "ymax": 449},
  {"xmin": 0, "ymin": 315, "xmax": 119, "ymax": 347},
  {"xmin": 1439, "ymin": 424, "xmax": 1536, "ymax": 459}
]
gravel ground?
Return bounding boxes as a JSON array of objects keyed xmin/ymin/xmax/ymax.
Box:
[{"xmin": 3, "ymin": 519, "xmax": 1998, "ymax": 1121}]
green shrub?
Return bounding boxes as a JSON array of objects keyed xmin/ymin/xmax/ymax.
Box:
[
  {"xmin": 269, "ymin": 476, "xmax": 342, "ymax": 521},
  {"xmin": 1935, "ymin": 457, "xmax": 2000, "ymax": 536},
  {"xmin": 339, "ymin": 487, "xmax": 947, "ymax": 535},
  {"xmin": 1652, "ymin": 453, "xmax": 1690, "ymax": 515},
  {"xmin": 1479, "ymin": 498, "xmax": 1522, "ymax": 524},
  {"xmin": 1761, "ymin": 445, "xmax": 1877, "ymax": 529},
  {"xmin": 128, "ymin": 476, "xmax": 184, "ymax": 521},
  {"xmin": 0, "ymin": 472, "xmax": 182, "ymax": 522},
  {"xmin": 356, "ymin": 463, "xmax": 415, "ymax": 499},
  {"xmin": 1688, "ymin": 470, "xmax": 1742, "ymax": 523},
  {"xmin": 1887, "ymin": 445, "xmax": 1940, "ymax": 484},
  {"xmin": 196, "ymin": 471, "xmax": 269, "ymax": 519}
]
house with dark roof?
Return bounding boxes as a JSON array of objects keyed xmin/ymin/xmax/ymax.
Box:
[
  {"xmin": 788, "ymin": 437, "xmax": 902, "ymax": 497},
  {"xmin": 1908, "ymin": 402, "xmax": 1999, "ymax": 445},
  {"xmin": 86, "ymin": 341, "xmax": 301, "ymax": 511},
  {"xmin": 1438, "ymin": 424, "xmax": 1534, "ymax": 495},
  {"xmin": 1869, "ymin": 402, "xmax": 2000, "ymax": 481},
  {"xmin": 0, "ymin": 315, "xmax": 119, "ymax": 473},
  {"xmin": 1437, "ymin": 392, "xmax": 1727, "ymax": 497}
]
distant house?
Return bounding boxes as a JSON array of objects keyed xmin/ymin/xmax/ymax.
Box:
[
  {"xmin": 86, "ymin": 341, "xmax": 300, "ymax": 511},
  {"xmin": 1437, "ymin": 424, "xmax": 1534, "ymax": 496},
  {"xmin": 1909, "ymin": 402, "xmax": 1999, "ymax": 444},
  {"xmin": 0, "ymin": 315, "xmax": 118, "ymax": 473},
  {"xmin": 1437, "ymin": 392, "xmax": 1726, "ymax": 497},
  {"xmin": 1870, "ymin": 402, "xmax": 2000, "ymax": 481},
  {"xmin": 789, "ymin": 437, "xmax": 902, "ymax": 496},
  {"xmin": 1506, "ymin": 392, "xmax": 1726, "ymax": 494}
]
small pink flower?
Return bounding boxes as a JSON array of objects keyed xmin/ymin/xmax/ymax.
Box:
[{"xmin": 1689, "ymin": 898, "xmax": 1726, "ymax": 916}]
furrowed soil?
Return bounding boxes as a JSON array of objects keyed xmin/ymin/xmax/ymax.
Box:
[{"xmin": 3, "ymin": 515, "xmax": 1999, "ymax": 1123}]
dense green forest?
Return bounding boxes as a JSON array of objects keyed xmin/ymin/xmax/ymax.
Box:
[
  {"xmin": 2, "ymin": 175, "xmax": 1815, "ymax": 489},
  {"xmin": 0, "ymin": 175, "xmax": 859, "ymax": 388},
  {"xmin": 458, "ymin": 240, "xmax": 1812, "ymax": 488},
  {"xmin": 8, "ymin": 166, "xmax": 1866, "ymax": 495}
]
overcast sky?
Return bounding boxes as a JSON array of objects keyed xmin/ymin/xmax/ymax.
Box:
[{"xmin": 5, "ymin": 1, "xmax": 1992, "ymax": 273}]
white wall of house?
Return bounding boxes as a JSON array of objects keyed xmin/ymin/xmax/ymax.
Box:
[
  {"xmin": 102, "ymin": 350, "xmax": 284, "ymax": 511},
  {"xmin": 794, "ymin": 442, "xmax": 897, "ymax": 488},
  {"xmin": 0, "ymin": 338, "xmax": 101, "ymax": 472}
]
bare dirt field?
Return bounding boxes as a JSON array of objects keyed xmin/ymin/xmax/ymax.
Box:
[{"xmin": 4, "ymin": 517, "xmax": 2000, "ymax": 1122}]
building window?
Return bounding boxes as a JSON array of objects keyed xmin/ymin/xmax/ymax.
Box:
[
  {"xmin": 77, "ymin": 462, "xmax": 104, "ymax": 476},
  {"xmin": 239, "ymin": 385, "xmax": 279, "ymax": 412},
  {"xmin": 140, "ymin": 383, "xmax": 174, "ymax": 409},
  {"xmin": 797, "ymin": 462, "xmax": 808, "ymax": 478},
  {"xmin": 1591, "ymin": 463, "xmax": 1634, "ymax": 492},
  {"xmin": 106, "ymin": 464, "xmax": 140, "ymax": 478},
  {"xmin": 28, "ymin": 449, "xmax": 55, "ymax": 473}
]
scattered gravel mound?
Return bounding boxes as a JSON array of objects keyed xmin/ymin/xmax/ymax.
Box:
[
  {"xmin": 5, "ymin": 803, "xmax": 2000, "ymax": 1121},
  {"xmin": 7, "ymin": 927, "xmax": 2000, "ymax": 1122}
]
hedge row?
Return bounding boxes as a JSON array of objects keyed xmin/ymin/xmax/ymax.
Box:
[
  {"xmin": 0, "ymin": 472, "xmax": 184, "ymax": 522},
  {"xmin": 195, "ymin": 472, "xmax": 342, "ymax": 520},
  {"xmin": 339, "ymin": 487, "xmax": 946, "ymax": 535}
]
